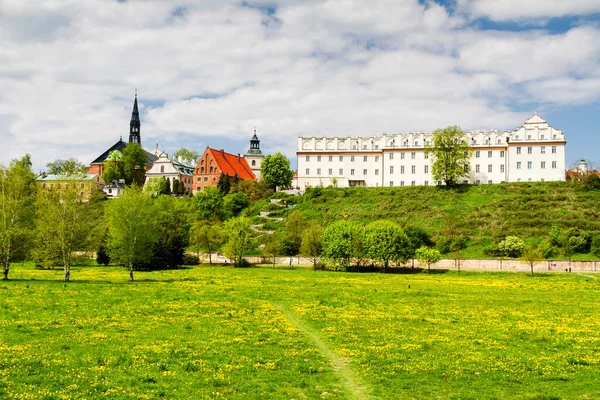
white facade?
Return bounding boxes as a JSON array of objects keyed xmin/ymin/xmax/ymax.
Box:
[
  {"xmin": 145, "ymin": 147, "xmax": 195, "ymax": 193},
  {"xmin": 296, "ymin": 114, "xmax": 566, "ymax": 188}
]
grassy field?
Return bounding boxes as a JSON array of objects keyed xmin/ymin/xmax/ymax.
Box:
[{"xmin": 1, "ymin": 264, "xmax": 600, "ymax": 399}]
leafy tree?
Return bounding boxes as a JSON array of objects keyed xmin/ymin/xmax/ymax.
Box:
[
  {"xmin": 425, "ymin": 126, "xmax": 473, "ymax": 186},
  {"xmin": 222, "ymin": 216, "xmax": 254, "ymax": 267},
  {"xmin": 189, "ymin": 220, "xmax": 223, "ymax": 264},
  {"xmin": 498, "ymin": 236, "xmax": 525, "ymax": 258},
  {"xmin": 263, "ymin": 234, "xmax": 284, "ymax": 266},
  {"xmin": 521, "ymin": 244, "xmax": 544, "ymax": 277},
  {"xmin": 143, "ymin": 177, "xmax": 168, "ymax": 197},
  {"xmin": 283, "ymin": 211, "xmax": 306, "ymax": 256},
  {"xmin": 415, "ymin": 246, "xmax": 441, "ymax": 272},
  {"xmin": 591, "ymin": 234, "xmax": 600, "ymax": 258},
  {"xmin": 363, "ymin": 220, "xmax": 410, "ymax": 271},
  {"xmin": 149, "ymin": 195, "xmax": 194, "ymax": 269},
  {"xmin": 0, "ymin": 155, "xmax": 37, "ymax": 280},
  {"xmin": 102, "ymin": 150, "xmax": 125, "ymax": 183},
  {"xmin": 172, "ymin": 179, "xmax": 185, "ymax": 196},
  {"xmin": 46, "ymin": 158, "xmax": 88, "ymax": 175},
  {"xmin": 223, "ymin": 192, "xmax": 249, "ymax": 218},
  {"xmin": 122, "ymin": 143, "xmax": 148, "ymax": 185},
  {"xmin": 173, "ymin": 148, "xmax": 199, "ymax": 162},
  {"xmin": 96, "ymin": 230, "xmax": 110, "ymax": 266},
  {"xmin": 261, "ymin": 152, "xmax": 294, "ymax": 190},
  {"xmin": 231, "ymin": 179, "xmax": 273, "ymax": 203},
  {"xmin": 585, "ymin": 174, "xmax": 600, "ymax": 189},
  {"xmin": 33, "ymin": 184, "xmax": 96, "ymax": 281},
  {"xmin": 105, "ymin": 188, "xmax": 157, "ymax": 280},
  {"xmin": 217, "ymin": 173, "xmax": 231, "ymax": 195},
  {"xmin": 165, "ymin": 178, "xmax": 171, "ymax": 195},
  {"xmin": 300, "ymin": 223, "xmax": 323, "ymax": 270},
  {"xmin": 405, "ymin": 225, "xmax": 434, "ymax": 258},
  {"xmin": 322, "ymin": 220, "xmax": 363, "ymax": 269},
  {"xmin": 193, "ymin": 186, "xmax": 224, "ymax": 220}
]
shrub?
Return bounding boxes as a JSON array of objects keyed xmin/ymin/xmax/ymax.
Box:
[
  {"xmin": 497, "ymin": 236, "xmax": 525, "ymax": 258},
  {"xmin": 591, "ymin": 234, "xmax": 600, "ymax": 257},
  {"xmin": 182, "ymin": 254, "xmax": 199, "ymax": 265}
]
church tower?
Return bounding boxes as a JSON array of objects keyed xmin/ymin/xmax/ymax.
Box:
[
  {"xmin": 244, "ymin": 129, "xmax": 265, "ymax": 180},
  {"xmin": 128, "ymin": 93, "xmax": 141, "ymax": 144}
]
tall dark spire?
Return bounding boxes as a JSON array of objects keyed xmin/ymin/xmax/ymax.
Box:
[{"xmin": 129, "ymin": 91, "xmax": 141, "ymax": 144}]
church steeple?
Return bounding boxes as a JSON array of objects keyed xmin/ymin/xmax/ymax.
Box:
[
  {"xmin": 246, "ymin": 129, "xmax": 263, "ymax": 156},
  {"xmin": 128, "ymin": 92, "xmax": 141, "ymax": 144}
]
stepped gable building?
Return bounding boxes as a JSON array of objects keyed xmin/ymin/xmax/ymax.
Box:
[
  {"xmin": 193, "ymin": 147, "xmax": 255, "ymax": 193},
  {"xmin": 296, "ymin": 113, "xmax": 566, "ymax": 188},
  {"xmin": 244, "ymin": 130, "xmax": 265, "ymax": 180},
  {"xmin": 88, "ymin": 93, "xmax": 157, "ymax": 176}
]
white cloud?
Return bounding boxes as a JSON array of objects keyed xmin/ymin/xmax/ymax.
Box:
[
  {"xmin": 0, "ymin": 0, "xmax": 599, "ymax": 170},
  {"xmin": 456, "ymin": 0, "xmax": 600, "ymax": 21}
]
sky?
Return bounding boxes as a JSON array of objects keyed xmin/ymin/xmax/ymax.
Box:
[{"xmin": 1, "ymin": 0, "xmax": 599, "ymax": 172}]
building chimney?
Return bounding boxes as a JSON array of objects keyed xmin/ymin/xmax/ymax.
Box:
[
  {"xmin": 237, "ymin": 154, "xmax": 240, "ymax": 161},
  {"xmin": 220, "ymin": 149, "xmax": 225, "ymax": 156}
]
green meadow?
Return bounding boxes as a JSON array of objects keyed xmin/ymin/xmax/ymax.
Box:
[{"xmin": 1, "ymin": 264, "xmax": 599, "ymax": 399}]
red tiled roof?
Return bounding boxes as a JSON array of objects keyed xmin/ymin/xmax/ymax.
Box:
[{"xmin": 208, "ymin": 148, "xmax": 255, "ymax": 180}]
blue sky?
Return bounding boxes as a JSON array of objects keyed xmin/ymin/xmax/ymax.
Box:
[{"xmin": 1, "ymin": 0, "xmax": 599, "ymax": 171}]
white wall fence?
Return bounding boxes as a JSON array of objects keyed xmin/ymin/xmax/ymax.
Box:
[{"xmin": 198, "ymin": 254, "xmax": 599, "ymax": 273}]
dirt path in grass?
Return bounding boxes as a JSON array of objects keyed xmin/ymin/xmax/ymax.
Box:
[{"xmin": 271, "ymin": 302, "xmax": 373, "ymax": 400}]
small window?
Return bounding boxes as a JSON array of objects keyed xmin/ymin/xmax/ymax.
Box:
[
  {"xmin": 306, "ymin": 156, "xmax": 310, "ymax": 162},
  {"xmin": 351, "ymin": 156, "xmax": 355, "ymax": 162},
  {"xmin": 424, "ymin": 181, "xmax": 429, "ymax": 186},
  {"xmin": 390, "ymin": 166, "xmax": 394, "ymax": 174},
  {"xmin": 552, "ymin": 161, "xmax": 557, "ymax": 169},
  {"xmin": 351, "ymin": 169, "xmax": 355, "ymax": 175},
  {"xmin": 329, "ymin": 156, "xmax": 333, "ymax": 162},
  {"xmin": 411, "ymin": 152, "xmax": 416, "ymax": 159},
  {"xmin": 527, "ymin": 161, "xmax": 532, "ymax": 169},
  {"xmin": 517, "ymin": 162, "xmax": 521, "ymax": 169},
  {"xmin": 317, "ymin": 156, "xmax": 321, "ymax": 162},
  {"xmin": 500, "ymin": 151, "xmax": 505, "ymax": 158},
  {"xmin": 411, "ymin": 166, "xmax": 416, "ymax": 174},
  {"xmin": 363, "ymin": 169, "xmax": 367, "ymax": 175},
  {"xmin": 476, "ymin": 165, "xmax": 480, "ymax": 173},
  {"xmin": 375, "ymin": 156, "xmax": 379, "ymax": 162},
  {"xmin": 363, "ymin": 156, "xmax": 368, "ymax": 162},
  {"xmin": 305, "ymin": 168, "xmax": 310, "ymax": 175},
  {"xmin": 527, "ymin": 147, "xmax": 532, "ymax": 154},
  {"xmin": 424, "ymin": 165, "xmax": 429, "ymax": 173},
  {"xmin": 401, "ymin": 166, "xmax": 405, "ymax": 174},
  {"xmin": 161, "ymin": 165, "xmax": 165, "ymax": 173},
  {"xmin": 541, "ymin": 146, "xmax": 545, "ymax": 154},
  {"xmin": 375, "ymin": 169, "xmax": 379, "ymax": 175},
  {"xmin": 317, "ymin": 168, "xmax": 321, "ymax": 175},
  {"xmin": 252, "ymin": 160, "xmax": 256, "ymax": 166},
  {"xmin": 476, "ymin": 151, "xmax": 480, "ymax": 158},
  {"xmin": 552, "ymin": 146, "xmax": 557, "ymax": 154},
  {"xmin": 517, "ymin": 147, "xmax": 521, "ymax": 154},
  {"xmin": 541, "ymin": 161, "xmax": 546, "ymax": 169},
  {"xmin": 389, "ymin": 181, "xmax": 393, "ymax": 186},
  {"xmin": 400, "ymin": 181, "xmax": 405, "ymax": 186},
  {"xmin": 401, "ymin": 153, "xmax": 405, "ymax": 160},
  {"xmin": 328, "ymin": 168, "xmax": 332, "ymax": 175},
  {"xmin": 339, "ymin": 156, "xmax": 344, "ymax": 162},
  {"xmin": 389, "ymin": 153, "xmax": 394, "ymax": 160},
  {"xmin": 488, "ymin": 151, "xmax": 492, "ymax": 158},
  {"xmin": 339, "ymin": 169, "xmax": 343, "ymax": 175},
  {"xmin": 411, "ymin": 181, "xmax": 415, "ymax": 186},
  {"xmin": 488, "ymin": 165, "xmax": 492, "ymax": 173},
  {"xmin": 500, "ymin": 165, "xmax": 505, "ymax": 173}
]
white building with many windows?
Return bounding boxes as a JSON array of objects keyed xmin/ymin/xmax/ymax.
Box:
[{"xmin": 296, "ymin": 114, "xmax": 566, "ymax": 188}]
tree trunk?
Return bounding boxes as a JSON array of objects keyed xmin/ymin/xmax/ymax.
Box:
[
  {"xmin": 531, "ymin": 265, "xmax": 534, "ymax": 277},
  {"xmin": 2, "ymin": 265, "xmax": 8, "ymax": 280},
  {"xmin": 208, "ymin": 251, "xmax": 212, "ymax": 264},
  {"xmin": 129, "ymin": 262, "xmax": 134, "ymax": 281},
  {"xmin": 64, "ymin": 266, "xmax": 70, "ymax": 282}
]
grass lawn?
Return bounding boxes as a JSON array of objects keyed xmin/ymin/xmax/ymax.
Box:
[{"xmin": 1, "ymin": 264, "xmax": 599, "ymax": 399}]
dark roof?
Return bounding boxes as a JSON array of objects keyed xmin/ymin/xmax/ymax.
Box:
[
  {"xmin": 90, "ymin": 140, "xmax": 128, "ymax": 164},
  {"xmin": 90, "ymin": 139, "xmax": 158, "ymax": 165}
]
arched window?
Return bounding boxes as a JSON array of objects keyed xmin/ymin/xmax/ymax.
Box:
[
  {"xmin": 252, "ymin": 160, "xmax": 256, "ymax": 166},
  {"xmin": 210, "ymin": 166, "xmax": 214, "ymax": 173},
  {"xmin": 160, "ymin": 165, "xmax": 165, "ymax": 173},
  {"xmin": 201, "ymin": 167, "xmax": 205, "ymax": 173}
]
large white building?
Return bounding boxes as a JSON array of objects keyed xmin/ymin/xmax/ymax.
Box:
[{"xmin": 296, "ymin": 114, "xmax": 566, "ymax": 188}]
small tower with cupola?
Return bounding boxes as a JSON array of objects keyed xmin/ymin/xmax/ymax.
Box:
[{"xmin": 244, "ymin": 129, "xmax": 265, "ymax": 180}]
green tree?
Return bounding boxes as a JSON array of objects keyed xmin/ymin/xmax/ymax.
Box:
[
  {"xmin": 143, "ymin": 177, "xmax": 168, "ymax": 197},
  {"xmin": 102, "ymin": 150, "xmax": 125, "ymax": 183},
  {"xmin": 498, "ymin": 236, "xmax": 525, "ymax": 258},
  {"xmin": 122, "ymin": 143, "xmax": 148, "ymax": 185},
  {"xmin": 283, "ymin": 211, "xmax": 306, "ymax": 256},
  {"xmin": 46, "ymin": 158, "xmax": 88, "ymax": 175},
  {"xmin": 189, "ymin": 220, "xmax": 223, "ymax": 264},
  {"xmin": 425, "ymin": 126, "xmax": 473, "ymax": 186},
  {"xmin": 149, "ymin": 195, "xmax": 194, "ymax": 269},
  {"xmin": 263, "ymin": 234, "xmax": 284, "ymax": 266},
  {"xmin": 193, "ymin": 186, "xmax": 224, "ymax": 220},
  {"xmin": 261, "ymin": 152, "xmax": 294, "ymax": 190},
  {"xmin": 521, "ymin": 244, "xmax": 544, "ymax": 277},
  {"xmin": 322, "ymin": 220, "xmax": 363, "ymax": 269},
  {"xmin": 105, "ymin": 187, "xmax": 157, "ymax": 280},
  {"xmin": 415, "ymin": 246, "xmax": 441, "ymax": 272},
  {"xmin": 173, "ymin": 148, "xmax": 199, "ymax": 161},
  {"xmin": 300, "ymin": 223, "xmax": 323, "ymax": 270},
  {"xmin": 222, "ymin": 216, "xmax": 254, "ymax": 267},
  {"xmin": 223, "ymin": 192, "xmax": 249, "ymax": 218},
  {"xmin": 363, "ymin": 220, "xmax": 410, "ymax": 271},
  {"xmin": 33, "ymin": 184, "xmax": 96, "ymax": 281},
  {"xmin": 0, "ymin": 155, "xmax": 37, "ymax": 280},
  {"xmin": 590, "ymin": 234, "xmax": 600, "ymax": 258},
  {"xmin": 217, "ymin": 173, "xmax": 231, "ymax": 195}
]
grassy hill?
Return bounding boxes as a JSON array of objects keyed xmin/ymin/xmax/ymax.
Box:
[{"xmin": 255, "ymin": 182, "xmax": 600, "ymax": 259}]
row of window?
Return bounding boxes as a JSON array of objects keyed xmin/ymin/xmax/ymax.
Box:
[
  {"xmin": 306, "ymin": 165, "xmax": 433, "ymax": 176},
  {"xmin": 474, "ymin": 165, "xmax": 506, "ymax": 173},
  {"xmin": 475, "ymin": 150, "xmax": 505, "ymax": 158},
  {"xmin": 196, "ymin": 176, "xmax": 217, "ymax": 182},
  {"xmin": 305, "ymin": 153, "xmax": 430, "ymax": 163},
  {"xmin": 516, "ymin": 161, "xmax": 557, "ymax": 170},
  {"xmin": 516, "ymin": 146, "xmax": 557, "ymax": 155}
]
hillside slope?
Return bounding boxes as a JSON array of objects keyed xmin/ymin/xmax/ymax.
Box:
[{"xmin": 290, "ymin": 182, "xmax": 600, "ymax": 257}]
